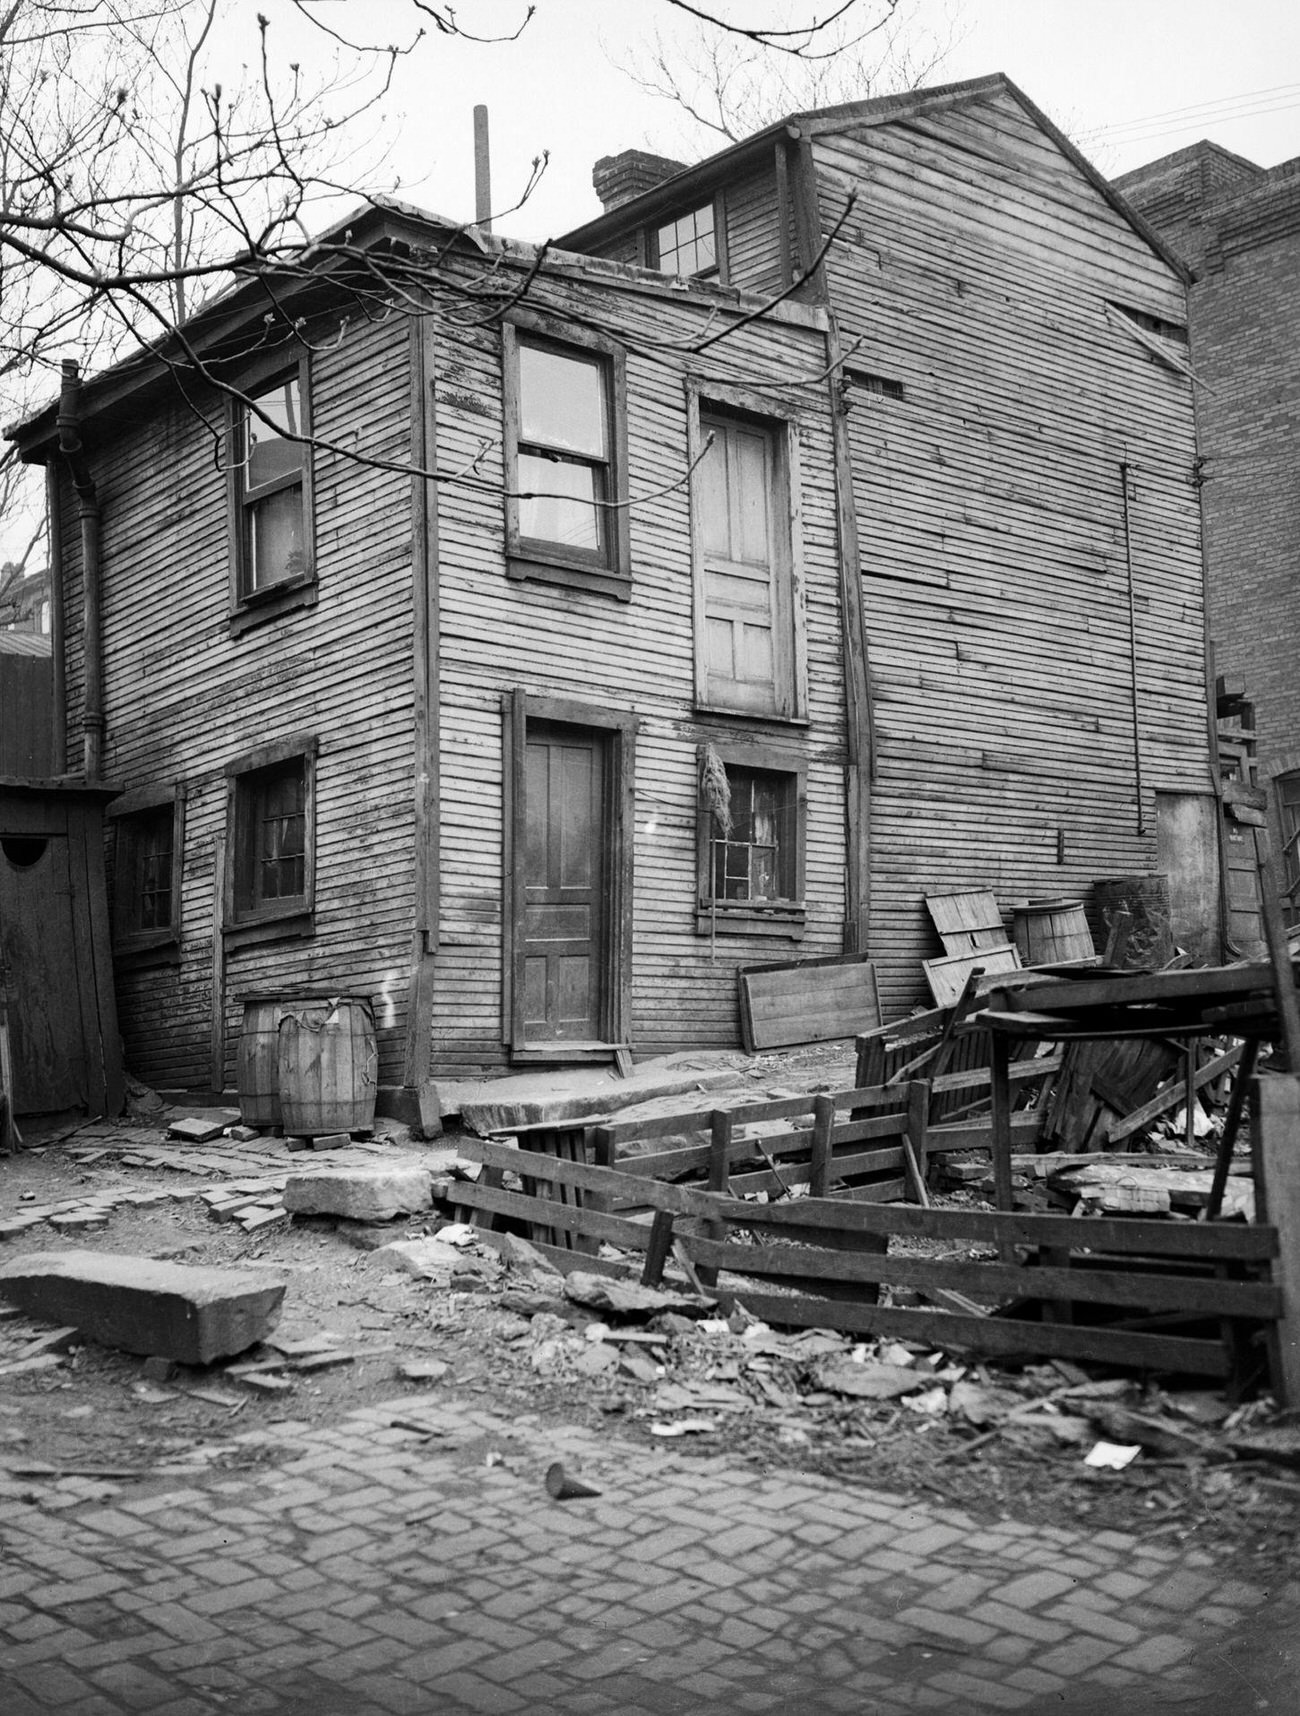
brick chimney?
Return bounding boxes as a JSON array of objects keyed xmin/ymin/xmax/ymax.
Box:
[{"xmin": 592, "ymin": 150, "xmax": 688, "ymax": 213}]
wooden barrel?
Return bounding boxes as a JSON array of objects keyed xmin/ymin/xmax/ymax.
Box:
[
  {"xmin": 237, "ymin": 997, "xmax": 287, "ymax": 1127},
  {"xmin": 277, "ymin": 996, "xmax": 377, "ymax": 1137},
  {"xmin": 1011, "ymin": 899, "xmax": 1095, "ymax": 966},
  {"xmin": 237, "ymin": 992, "xmax": 338, "ymax": 1127}
]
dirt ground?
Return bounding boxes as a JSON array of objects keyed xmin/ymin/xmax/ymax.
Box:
[{"xmin": 2, "ymin": 1088, "xmax": 1298, "ymax": 1592}]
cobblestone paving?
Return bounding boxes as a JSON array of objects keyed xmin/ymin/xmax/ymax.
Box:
[{"xmin": 0, "ymin": 1393, "xmax": 1293, "ymax": 1715}]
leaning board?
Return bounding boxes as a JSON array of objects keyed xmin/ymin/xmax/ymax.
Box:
[{"xmin": 738, "ymin": 954, "xmax": 882, "ymax": 1053}]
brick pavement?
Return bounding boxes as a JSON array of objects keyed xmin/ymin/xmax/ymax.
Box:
[{"xmin": 0, "ymin": 1392, "xmax": 1295, "ymax": 1715}]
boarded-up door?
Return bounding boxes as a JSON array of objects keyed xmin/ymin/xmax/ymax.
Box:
[
  {"xmin": 1155, "ymin": 790, "xmax": 1222, "ymax": 964},
  {"xmin": 520, "ymin": 722, "xmax": 607, "ymax": 1044}
]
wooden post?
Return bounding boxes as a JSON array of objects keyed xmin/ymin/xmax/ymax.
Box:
[
  {"xmin": 695, "ymin": 1109, "xmax": 734, "ymax": 1289},
  {"xmin": 810, "ymin": 1095, "xmax": 834, "ymax": 1198},
  {"xmin": 1205, "ymin": 1037, "xmax": 1258, "ymax": 1221},
  {"xmin": 988, "ymin": 1028, "xmax": 1016, "ymax": 1262},
  {"xmin": 641, "ymin": 1210, "xmax": 675, "ymax": 1288},
  {"xmin": 905, "ymin": 1079, "xmax": 930, "ymax": 1202},
  {"xmin": 1250, "ymin": 1072, "xmax": 1300, "ymax": 1408},
  {"xmin": 1254, "ymin": 829, "xmax": 1300, "ymax": 1071},
  {"xmin": 210, "ymin": 833, "xmax": 226, "ymax": 1099}
]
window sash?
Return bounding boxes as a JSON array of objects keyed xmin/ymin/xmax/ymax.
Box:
[
  {"xmin": 234, "ymin": 758, "xmax": 309, "ymax": 919},
  {"xmin": 233, "ymin": 366, "xmax": 311, "ymax": 599},
  {"xmin": 655, "ymin": 202, "xmax": 718, "ymax": 278},
  {"xmin": 513, "ymin": 335, "xmax": 615, "ymax": 566}
]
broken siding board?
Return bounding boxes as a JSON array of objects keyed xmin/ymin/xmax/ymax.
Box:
[{"xmin": 738, "ymin": 955, "xmax": 882, "ymax": 1051}]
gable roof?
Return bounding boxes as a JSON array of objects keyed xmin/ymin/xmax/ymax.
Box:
[{"xmin": 558, "ymin": 73, "xmax": 1191, "ymax": 285}]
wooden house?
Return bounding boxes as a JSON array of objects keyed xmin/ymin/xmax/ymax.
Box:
[{"xmin": 7, "ymin": 75, "xmax": 1215, "ymax": 1115}]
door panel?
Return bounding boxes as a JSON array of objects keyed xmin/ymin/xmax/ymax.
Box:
[
  {"xmin": 0, "ymin": 832, "xmax": 86, "ymax": 1109},
  {"xmin": 520, "ymin": 723, "xmax": 606, "ymax": 1043}
]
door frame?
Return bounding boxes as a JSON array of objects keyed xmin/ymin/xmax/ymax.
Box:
[{"xmin": 502, "ymin": 689, "xmax": 637, "ymax": 1061}]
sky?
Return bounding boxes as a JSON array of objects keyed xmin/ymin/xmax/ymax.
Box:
[
  {"xmin": 5, "ymin": 0, "xmax": 1299, "ymax": 571},
  {"xmin": 273, "ymin": 0, "xmax": 1300, "ymax": 243}
]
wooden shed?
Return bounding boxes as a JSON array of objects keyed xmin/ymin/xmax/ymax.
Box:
[{"xmin": 0, "ymin": 779, "xmax": 123, "ymax": 1115}]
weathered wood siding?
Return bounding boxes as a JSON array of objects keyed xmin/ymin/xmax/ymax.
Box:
[
  {"xmin": 430, "ymin": 270, "xmax": 845, "ymax": 1072},
  {"xmin": 813, "ymin": 91, "xmax": 1208, "ymax": 1013},
  {"xmin": 0, "ymin": 648, "xmax": 54, "ymax": 775},
  {"xmin": 59, "ymin": 316, "xmax": 418, "ymax": 1092},
  {"xmin": 724, "ymin": 165, "xmax": 786, "ymax": 298}
]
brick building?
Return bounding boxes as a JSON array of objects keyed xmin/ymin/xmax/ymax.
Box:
[{"xmin": 1118, "ymin": 143, "xmax": 1300, "ymax": 923}]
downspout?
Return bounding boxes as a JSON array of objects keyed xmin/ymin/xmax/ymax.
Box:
[
  {"xmin": 55, "ymin": 359, "xmax": 105, "ymax": 782},
  {"xmin": 44, "ymin": 460, "xmax": 67, "ymax": 771}
]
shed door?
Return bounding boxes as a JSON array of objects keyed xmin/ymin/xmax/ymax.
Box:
[
  {"xmin": 520, "ymin": 722, "xmax": 607, "ymax": 1044},
  {"xmin": 0, "ymin": 832, "xmax": 85, "ymax": 1110}
]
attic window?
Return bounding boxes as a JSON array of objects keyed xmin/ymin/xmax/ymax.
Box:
[
  {"xmin": 1112, "ymin": 304, "xmax": 1188, "ymax": 345},
  {"xmin": 652, "ymin": 201, "xmax": 719, "ymax": 279},
  {"xmin": 846, "ymin": 367, "xmax": 905, "ymax": 401}
]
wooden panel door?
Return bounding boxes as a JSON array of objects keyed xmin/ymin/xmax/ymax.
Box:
[
  {"xmin": 699, "ymin": 413, "xmax": 791, "ymax": 715},
  {"xmin": 521, "ymin": 723, "xmax": 607, "ymax": 1044},
  {"xmin": 0, "ymin": 832, "xmax": 86, "ymax": 1109}
]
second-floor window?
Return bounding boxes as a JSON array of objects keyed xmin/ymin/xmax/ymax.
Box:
[
  {"xmin": 232, "ymin": 365, "xmax": 312, "ymax": 604},
  {"xmin": 503, "ymin": 322, "xmax": 631, "ymax": 598}
]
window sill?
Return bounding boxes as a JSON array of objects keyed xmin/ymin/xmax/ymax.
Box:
[
  {"xmin": 113, "ymin": 933, "xmax": 182, "ymax": 969},
  {"xmin": 230, "ymin": 576, "xmax": 317, "ymax": 636},
  {"xmin": 507, "ymin": 552, "xmax": 631, "ymax": 603},
  {"xmin": 696, "ymin": 903, "xmax": 806, "ymax": 940},
  {"xmin": 224, "ymin": 909, "xmax": 314, "ymax": 952},
  {"xmin": 694, "ymin": 702, "xmax": 809, "ymax": 728}
]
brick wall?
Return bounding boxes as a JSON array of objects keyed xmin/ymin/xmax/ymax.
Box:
[{"xmin": 1122, "ymin": 147, "xmax": 1300, "ymax": 863}]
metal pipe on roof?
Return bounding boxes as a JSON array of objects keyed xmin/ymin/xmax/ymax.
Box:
[{"xmin": 474, "ymin": 105, "xmax": 492, "ymax": 233}]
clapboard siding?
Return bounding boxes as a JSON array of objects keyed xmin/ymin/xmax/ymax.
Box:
[
  {"xmin": 57, "ymin": 313, "xmax": 419, "ymax": 1091},
  {"xmin": 724, "ymin": 165, "xmax": 785, "ymax": 297},
  {"xmin": 430, "ymin": 268, "xmax": 844, "ymax": 1066},
  {"xmin": 810, "ymin": 90, "xmax": 1206, "ymax": 1015}
]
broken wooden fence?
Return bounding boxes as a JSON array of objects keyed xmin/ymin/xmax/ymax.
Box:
[{"xmin": 454, "ymin": 1081, "xmax": 1283, "ymax": 1389}]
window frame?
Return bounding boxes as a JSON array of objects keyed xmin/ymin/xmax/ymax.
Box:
[
  {"xmin": 695, "ymin": 739, "xmax": 807, "ymax": 940},
  {"xmin": 687, "ymin": 381, "xmax": 808, "ymax": 723},
  {"xmin": 648, "ymin": 194, "xmax": 727, "ymax": 281},
  {"xmin": 226, "ymin": 352, "xmax": 316, "ymax": 635},
  {"xmin": 107, "ymin": 782, "xmax": 185, "ymax": 964},
  {"xmin": 502, "ymin": 316, "xmax": 632, "ymax": 601},
  {"xmin": 224, "ymin": 734, "xmax": 317, "ymax": 948}
]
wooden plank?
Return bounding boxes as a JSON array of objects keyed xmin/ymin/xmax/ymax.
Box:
[
  {"xmin": 1006, "ymin": 963, "xmax": 1282, "ymax": 1016},
  {"xmin": 456, "ymin": 1138, "xmax": 1279, "ymax": 1259},
  {"xmin": 738, "ymin": 955, "xmax": 881, "ymax": 1051},
  {"xmin": 718, "ymin": 1293, "xmax": 1228, "ymax": 1375},
  {"xmin": 924, "ymin": 945, "xmax": 1021, "ymax": 1008},
  {"xmin": 925, "ymin": 889, "xmax": 1006, "ymax": 956},
  {"xmin": 454, "ymin": 1179, "xmax": 656, "ymax": 1253},
  {"xmin": 1252, "ymin": 1073, "xmax": 1300, "ymax": 1408},
  {"xmin": 678, "ymin": 1233, "xmax": 1279, "ymax": 1318}
]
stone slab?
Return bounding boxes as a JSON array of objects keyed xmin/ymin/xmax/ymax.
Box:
[
  {"xmin": 282, "ymin": 1163, "xmax": 432, "ymax": 1221},
  {"xmin": 0, "ymin": 1250, "xmax": 286, "ymax": 1364},
  {"xmin": 437, "ymin": 1059, "xmax": 746, "ymax": 1136}
]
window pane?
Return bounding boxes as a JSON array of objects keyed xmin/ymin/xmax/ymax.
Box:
[
  {"xmin": 657, "ymin": 204, "xmax": 716, "ymax": 277},
  {"xmin": 258, "ymin": 768, "xmax": 305, "ymax": 902},
  {"xmin": 708, "ymin": 766, "xmax": 794, "ymax": 902},
  {"xmin": 519, "ymin": 344, "xmax": 607, "ymax": 458},
  {"xmin": 248, "ymin": 486, "xmax": 306, "ymax": 589},
  {"xmin": 518, "ymin": 451, "xmax": 604, "ymax": 554},
  {"xmin": 246, "ymin": 378, "xmax": 303, "ymax": 489}
]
